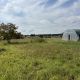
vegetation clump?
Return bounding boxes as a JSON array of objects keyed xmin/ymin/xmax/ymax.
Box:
[
  {"xmin": 30, "ymin": 37, "xmax": 46, "ymax": 43},
  {"xmin": 0, "ymin": 48, "xmax": 6, "ymax": 52},
  {"xmin": 0, "ymin": 23, "xmax": 23, "ymax": 43}
]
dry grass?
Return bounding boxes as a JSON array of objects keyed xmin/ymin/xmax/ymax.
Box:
[{"xmin": 0, "ymin": 38, "xmax": 80, "ymax": 80}]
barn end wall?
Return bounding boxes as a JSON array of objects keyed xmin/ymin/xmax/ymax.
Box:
[{"xmin": 62, "ymin": 29, "xmax": 79, "ymax": 41}]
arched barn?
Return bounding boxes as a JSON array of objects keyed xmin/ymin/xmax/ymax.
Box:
[{"xmin": 62, "ymin": 29, "xmax": 80, "ymax": 41}]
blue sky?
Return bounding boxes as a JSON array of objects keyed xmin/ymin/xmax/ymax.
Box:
[{"xmin": 0, "ymin": 0, "xmax": 80, "ymax": 34}]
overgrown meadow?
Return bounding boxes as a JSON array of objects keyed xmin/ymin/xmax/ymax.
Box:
[{"xmin": 0, "ymin": 38, "xmax": 80, "ymax": 80}]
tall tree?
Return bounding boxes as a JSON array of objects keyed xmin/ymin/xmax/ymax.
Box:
[{"xmin": 0, "ymin": 23, "xmax": 17, "ymax": 43}]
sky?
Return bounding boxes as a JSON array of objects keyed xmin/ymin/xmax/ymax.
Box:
[{"xmin": 0, "ymin": 0, "xmax": 80, "ymax": 34}]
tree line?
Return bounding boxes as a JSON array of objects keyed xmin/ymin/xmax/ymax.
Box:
[{"xmin": 0, "ymin": 23, "xmax": 24, "ymax": 43}]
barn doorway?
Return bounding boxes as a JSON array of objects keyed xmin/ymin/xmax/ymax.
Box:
[{"xmin": 68, "ymin": 35, "xmax": 70, "ymax": 40}]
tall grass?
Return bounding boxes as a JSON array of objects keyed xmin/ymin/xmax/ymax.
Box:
[
  {"xmin": 0, "ymin": 38, "xmax": 80, "ymax": 80},
  {"xmin": 30, "ymin": 37, "xmax": 46, "ymax": 43}
]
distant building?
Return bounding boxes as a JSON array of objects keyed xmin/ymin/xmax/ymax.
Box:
[{"xmin": 62, "ymin": 29, "xmax": 80, "ymax": 41}]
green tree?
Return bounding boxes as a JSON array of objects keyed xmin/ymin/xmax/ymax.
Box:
[{"xmin": 0, "ymin": 23, "xmax": 17, "ymax": 43}]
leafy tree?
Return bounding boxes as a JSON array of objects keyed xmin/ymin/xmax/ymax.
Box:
[
  {"xmin": 0, "ymin": 23, "xmax": 18, "ymax": 43},
  {"xmin": 14, "ymin": 32, "xmax": 24, "ymax": 39}
]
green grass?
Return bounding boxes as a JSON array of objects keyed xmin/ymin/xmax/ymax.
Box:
[{"xmin": 0, "ymin": 38, "xmax": 80, "ymax": 80}]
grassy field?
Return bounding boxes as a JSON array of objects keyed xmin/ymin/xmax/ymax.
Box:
[{"xmin": 0, "ymin": 38, "xmax": 80, "ymax": 80}]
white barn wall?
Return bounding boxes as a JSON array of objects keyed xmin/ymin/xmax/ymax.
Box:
[{"xmin": 62, "ymin": 29, "xmax": 79, "ymax": 41}]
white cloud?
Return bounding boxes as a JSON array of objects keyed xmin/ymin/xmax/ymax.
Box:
[{"xmin": 0, "ymin": 0, "xmax": 80, "ymax": 34}]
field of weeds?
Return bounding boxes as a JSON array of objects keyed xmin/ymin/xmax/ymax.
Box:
[{"xmin": 0, "ymin": 38, "xmax": 80, "ymax": 80}]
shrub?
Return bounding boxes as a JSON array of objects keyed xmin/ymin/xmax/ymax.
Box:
[{"xmin": 30, "ymin": 37, "xmax": 46, "ymax": 43}]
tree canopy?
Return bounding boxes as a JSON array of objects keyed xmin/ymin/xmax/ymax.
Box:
[{"xmin": 0, "ymin": 23, "xmax": 23, "ymax": 43}]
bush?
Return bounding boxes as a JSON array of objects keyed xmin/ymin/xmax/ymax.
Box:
[
  {"xmin": 0, "ymin": 48, "xmax": 6, "ymax": 52},
  {"xmin": 30, "ymin": 37, "xmax": 46, "ymax": 43},
  {"xmin": 35, "ymin": 37, "xmax": 46, "ymax": 43}
]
